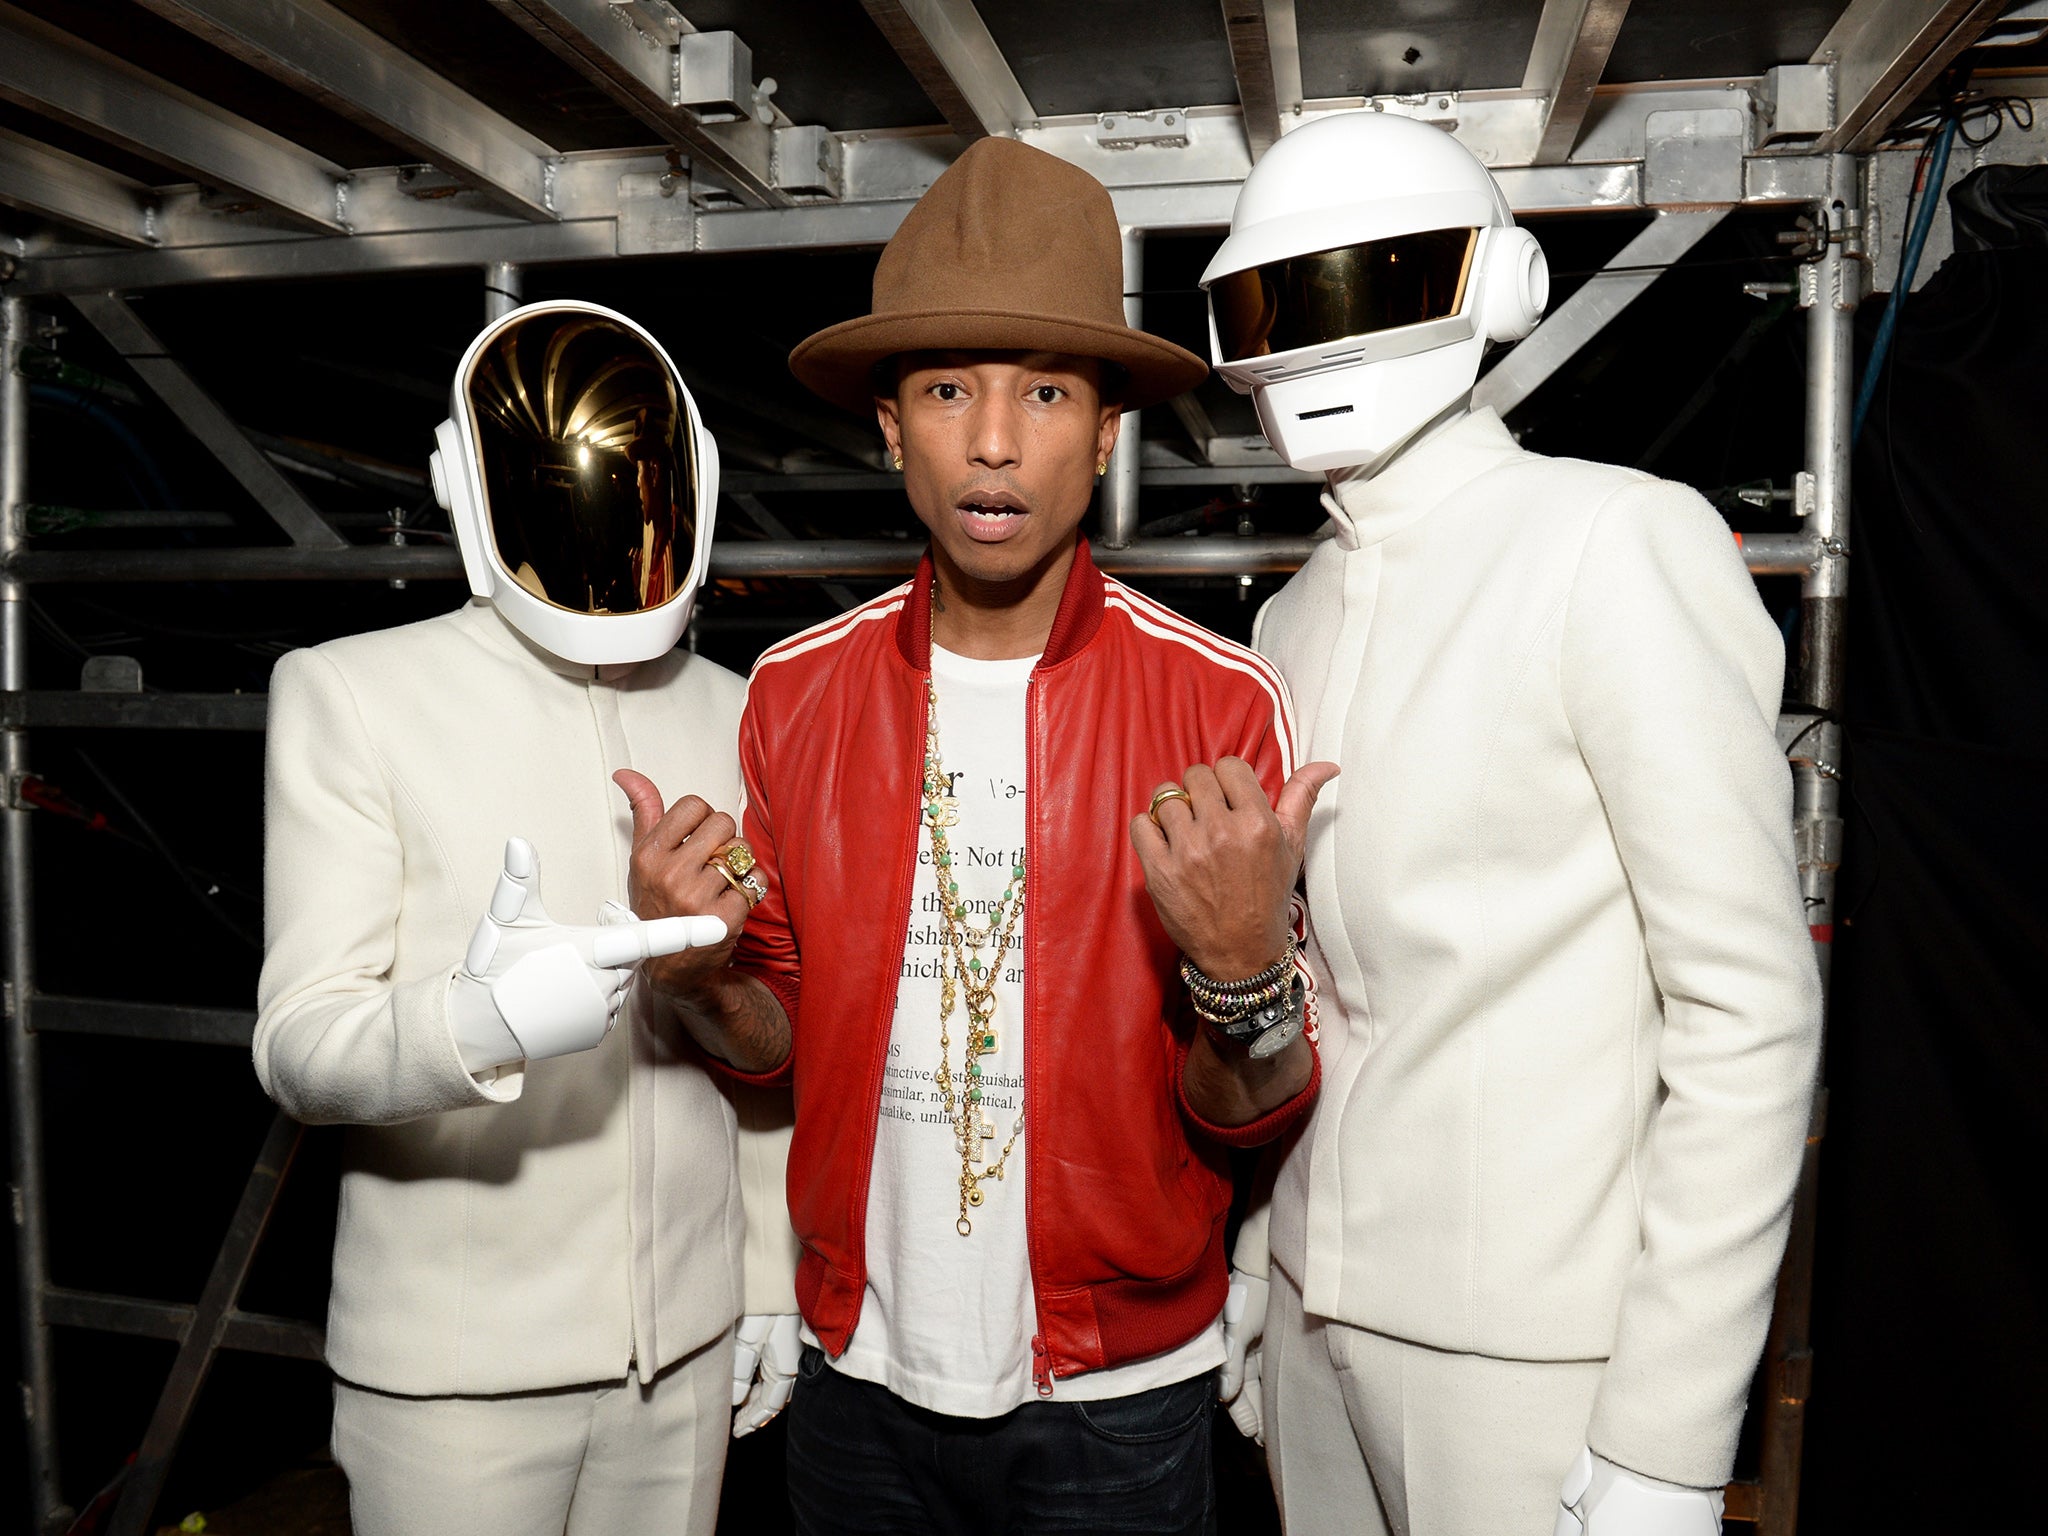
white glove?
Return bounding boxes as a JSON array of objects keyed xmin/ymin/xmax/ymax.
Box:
[
  {"xmin": 731, "ymin": 1313, "xmax": 802, "ymax": 1437},
  {"xmin": 1218, "ymin": 1269, "xmax": 1269, "ymax": 1445},
  {"xmin": 1554, "ymin": 1448, "xmax": 1725, "ymax": 1536},
  {"xmin": 447, "ymin": 836, "xmax": 726, "ymax": 1074}
]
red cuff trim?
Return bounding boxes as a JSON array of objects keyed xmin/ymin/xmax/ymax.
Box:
[
  {"xmin": 1174, "ymin": 1031, "xmax": 1321, "ymax": 1148},
  {"xmin": 702, "ymin": 967, "xmax": 800, "ymax": 1088}
]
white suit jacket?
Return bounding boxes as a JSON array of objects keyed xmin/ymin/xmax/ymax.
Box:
[
  {"xmin": 1254, "ymin": 410, "xmax": 1822, "ymax": 1486},
  {"xmin": 257, "ymin": 599, "xmax": 796, "ymax": 1396}
]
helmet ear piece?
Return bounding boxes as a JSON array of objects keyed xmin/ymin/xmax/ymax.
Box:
[{"xmin": 1482, "ymin": 227, "xmax": 1548, "ymax": 343}]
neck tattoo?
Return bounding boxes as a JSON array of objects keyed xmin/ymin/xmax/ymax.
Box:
[{"xmin": 922, "ymin": 669, "xmax": 1026, "ymax": 1237}]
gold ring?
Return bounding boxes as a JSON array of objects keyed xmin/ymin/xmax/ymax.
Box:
[
  {"xmin": 707, "ymin": 842, "xmax": 765, "ymax": 908},
  {"xmin": 1147, "ymin": 785, "xmax": 1194, "ymax": 829},
  {"xmin": 708, "ymin": 840, "xmax": 757, "ymax": 879}
]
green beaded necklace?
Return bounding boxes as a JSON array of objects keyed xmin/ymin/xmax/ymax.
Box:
[{"xmin": 922, "ymin": 671, "xmax": 1027, "ymax": 1237}]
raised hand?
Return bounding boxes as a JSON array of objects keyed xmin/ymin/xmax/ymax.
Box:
[
  {"xmin": 448, "ymin": 835, "xmax": 727, "ymax": 1074},
  {"xmin": 614, "ymin": 769, "xmax": 756, "ymax": 1005},
  {"xmin": 1129, "ymin": 756, "xmax": 1338, "ymax": 981}
]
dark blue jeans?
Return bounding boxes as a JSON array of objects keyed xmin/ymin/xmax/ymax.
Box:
[{"xmin": 786, "ymin": 1347, "xmax": 1217, "ymax": 1535}]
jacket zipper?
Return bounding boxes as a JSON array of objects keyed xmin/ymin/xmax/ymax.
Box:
[{"xmin": 845, "ymin": 666, "xmax": 929, "ymax": 1334}]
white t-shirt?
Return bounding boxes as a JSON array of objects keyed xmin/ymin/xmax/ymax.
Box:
[{"xmin": 818, "ymin": 644, "xmax": 1223, "ymax": 1417}]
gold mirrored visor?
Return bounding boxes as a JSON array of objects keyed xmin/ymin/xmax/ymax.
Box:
[
  {"xmin": 466, "ymin": 311, "xmax": 698, "ymax": 616},
  {"xmin": 1210, "ymin": 227, "xmax": 1479, "ymax": 363}
]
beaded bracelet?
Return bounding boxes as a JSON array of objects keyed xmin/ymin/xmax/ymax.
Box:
[
  {"xmin": 1183, "ymin": 971, "xmax": 1290, "ymax": 1025},
  {"xmin": 1181, "ymin": 938, "xmax": 1298, "ymax": 1024}
]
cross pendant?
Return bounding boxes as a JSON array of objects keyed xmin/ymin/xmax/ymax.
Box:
[{"xmin": 972, "ymin": 1114, "xmax": 995, "ymax": 1163}]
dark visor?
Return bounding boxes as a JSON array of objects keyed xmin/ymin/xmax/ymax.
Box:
[
  {"xmin": 467, "ymin": 311, "xmax": 698, "ymax": 615},
  {"xmin": 1210, "ymin": 227, "xmax": 1478, "ymax": 363}
]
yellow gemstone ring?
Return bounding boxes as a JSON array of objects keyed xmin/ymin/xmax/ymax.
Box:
[
  {"xmin": 708, "ymin": 840, "xmax": 767, "ymax": 908},
  {"xmin": 1147, "ymin": 784, "xmax": 1194, "ymax": 829}
]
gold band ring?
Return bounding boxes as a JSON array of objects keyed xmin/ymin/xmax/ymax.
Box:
[
  {"xmin": 708, "ymin": 841, "xmax": 765, "ymax": 908},
  {"xmin": 711, "ymin": 862, "xmax": 766, "ymax": 909},
  {"xmin": 1147, "ymin": 785, "xmax": 1194, "ymax": 829}
]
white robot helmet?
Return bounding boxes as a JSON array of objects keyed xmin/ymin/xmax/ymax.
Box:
[
  {"xmin": 428, "ymin": 300, "xmax": 719, "ymax": 666},
  {"xmin": 1201, "ymin": 112, "xmax": 1549, "ymax": 473}
]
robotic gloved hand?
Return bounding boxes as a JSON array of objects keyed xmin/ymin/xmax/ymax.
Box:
[
  {"xmin": 1554, "ymin": 1449, "xmax": 1726, "ymax": 1536},
  {"xmin": 449, "ymin": 836, "xmax": 727, "ymax": 1074},
  {"xmin": 731, "ymin": 1314, "xmax": 802, "ymax": 1438},
  {"xmin": 1218, "ymin": 1269, "xmax": 1269, "ymax": 1445}
]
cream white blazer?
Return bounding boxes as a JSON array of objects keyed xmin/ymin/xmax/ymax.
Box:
[
  {"xmin": 1254, "ymin": 410, "xmax": 1822, "ymax": 1487},
  {"xmin": 257, "ymin": 600, "xmax": 796, "ymax": 1397}
]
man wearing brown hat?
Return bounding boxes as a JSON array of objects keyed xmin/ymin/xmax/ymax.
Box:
[{"xmin": 614, "ymin": 137, "xmax": 1334, "ymax": 1532}]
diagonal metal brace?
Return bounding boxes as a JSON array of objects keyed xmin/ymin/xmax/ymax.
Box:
[
  {"xmin": 69, "ymin": 294, "xmax": 346, "ymax": 549},
  {"xmin": 104, "ymin": 1109, "xmax": 308, "ymax": 1536},
  {"xmin": 1472, "ymin": 208, "xmax": 1728, "ymax": 419}
]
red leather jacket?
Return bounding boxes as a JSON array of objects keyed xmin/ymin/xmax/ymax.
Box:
[{"xmin": 727, "ymin": 543, "xmax": 1318, "ymax": 1389}]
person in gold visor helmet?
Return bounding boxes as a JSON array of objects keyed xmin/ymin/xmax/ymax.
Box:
[
  {"xmin": 429, "ymin": 300, "xmax": 718, "ymax": 666},
  {"xmin": 255, "ymin": 301, "xmax": 800, "ymax": 1536}
]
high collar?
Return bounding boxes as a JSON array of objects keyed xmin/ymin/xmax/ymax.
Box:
[
  {"xmin": 896, "ymin": 537, "xmax": 1106, "ymax": 672},
  {"xmin": 1320, "ymin": 407, "xmax": 1526, "ymax": 550},
  {"xmin": 454, "ymin": 598, "xmax": 644, "ymax": 684}
]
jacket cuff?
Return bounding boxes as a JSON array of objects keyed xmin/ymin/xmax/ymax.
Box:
[
  {"xmin": 702, "ymin": 966, "xmax": 799, "ymax": 1087},
  {"xmin": 1174, "ymin": 1032, "xmax": 1320, "ymax": 1148}
]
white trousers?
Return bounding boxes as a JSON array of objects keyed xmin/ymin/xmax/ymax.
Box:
[
  {"xmin": 331, "ymin": 1330, "xmax": 731, "ymax": 1536},
  {"xmin": 1266, "ymin": 1267, "xmax": 1603, "ymax": 1536}
]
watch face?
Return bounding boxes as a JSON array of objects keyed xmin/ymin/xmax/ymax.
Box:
[
  {"xmin": 1210, "ymin": 227, "xmax": 1478, "ymax": 362},
  {"xmin": 464, "ymin": 309, "xmax": 699, "ymax": 615}
]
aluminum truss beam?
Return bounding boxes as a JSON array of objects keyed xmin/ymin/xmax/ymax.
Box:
[
  {"xmin": 4, "ymin": 533, "xmax": 1811, "ymax": 588},
  {"xmin": 1524, "ymin": 0, "xmax": 1634, "ymax": 164},
  {"xmin": 4, "ymin": 292, "xmax": 67, "ymax": 1536},
  {"xmin": 0, "ymin": 130, "xmax": 154, "ymax": 247},
  {"xmin": 133, "ymin": 0, "xmax": 563, "ymax": 221},
  {"xmin": 1812, "ymin": 0, "xmax": 2011, "ymax": 153},
  {"xmin": 1723, "ymin": 153, "xmax": 1861, "ymax": 1536},
  {"xmin": 1219, "ymin": 1, "xmax": 1303, "ymax": 160},
  {"xmin": 860, "ymin": 0, "xmax": 1036, "ymax": 141},
  {"xmin": 1471, "ymin": 207, "xmax": 1728, "ymax": 418},
  {"xmin": 45, "ymin": 1286, "xmax": 322, "ymax": 1361},
  {"xmin": 0, "ymin": 3, "xmax": 348, "ymax": 234},
  {"xmin": 1099, "ymin": 228, "xmax": 1145, "ymax": 549},
  {"xmin": 69, "ymin": 295, "xmax": 347, "ymax": 549},
  {"xmin": 105, "ymin": 1110, "xmax": 306, "ymax": 1536},
  {"xmin": 33, "ymin": 994, "xmax": 257, "ymax": 1046},
  {"xmin": 486, "ymin": 0, "xmax": 785, "ymax": 207}
]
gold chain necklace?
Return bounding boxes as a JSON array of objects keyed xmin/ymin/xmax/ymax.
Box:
[{"xmin": 922, "ymin": 671, "xmax": 1027, "ymax": 1237}]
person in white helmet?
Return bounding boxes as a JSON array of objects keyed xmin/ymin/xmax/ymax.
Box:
[
  {"xmin": 1201, "ymin": 114, "xmax": 1822, "ymax": 1535},
  {"xmin": 256, "ymin": 301, "xmax": 800, "ymax": 1536}
]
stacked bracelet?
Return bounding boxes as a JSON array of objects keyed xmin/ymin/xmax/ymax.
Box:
[{"xmin": 1181, "ymin": 939, "xmax": 1298, "ymax": 1027}]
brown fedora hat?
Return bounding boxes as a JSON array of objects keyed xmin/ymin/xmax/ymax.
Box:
[{"xmin": 789, "ymin": 137, "xmax": 1207, "ymax": 414}]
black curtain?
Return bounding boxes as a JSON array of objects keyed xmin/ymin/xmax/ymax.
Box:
[{"xmin": 1803, "ymin": 165, "xmax": 2048, "ymax": 1531}]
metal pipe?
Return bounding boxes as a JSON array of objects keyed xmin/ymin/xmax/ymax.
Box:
[
  {"xmin": 4, "ymin": 537, "xmax": 1326, "ymax": 584},
  {"xmin": 1753, "ymin": 152, "xmax": 1862, "ymax": 1536},
  {"xmin": 1098, "ymin": 228, "xmax": 1144, "ymax": 550},
  {"xmin": 483, "ymin": 261, "xmax": 524, "ymax": 322},
  {"xmin": 1797, "ymin": 155, "xmax": 1860, "ymax": 715},
  {"xmin": 6, "ymin": 533, "xmax": 1805, "ymax": 585},
  {"xmin": 1735, "ymin": 533, "xmax": 1818, "ymax": 576},
  {"xmin": 3, "ymin": 296, "xmax": 67, "ymax": 1534}
]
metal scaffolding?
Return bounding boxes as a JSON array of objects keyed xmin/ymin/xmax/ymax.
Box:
[{"xmin": 0, "ymin": 2, "xmax": 2027, "ymax": 1532}]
